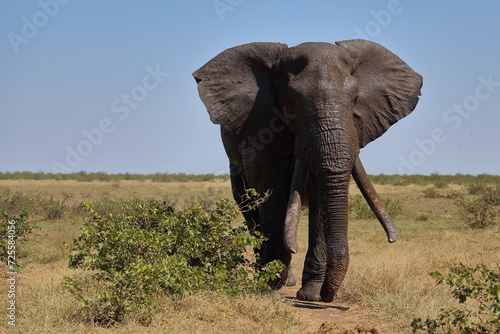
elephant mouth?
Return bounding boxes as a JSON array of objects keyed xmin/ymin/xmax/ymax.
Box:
[{"xmin": 283, "ymin": 156, "xmax": 397, "ymax": 255}]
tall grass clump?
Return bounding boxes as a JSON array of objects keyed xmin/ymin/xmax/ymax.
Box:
[{"xmin": 63, "ymin": 197, "xmax": 284, "ymax": 325}]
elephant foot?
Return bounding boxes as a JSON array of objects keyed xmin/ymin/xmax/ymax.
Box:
[
  {"xmin": 268, "ymin": 265, "xmax": 296, "ymax": 289},
  {"xmin": 296, "ymin": 282, "xmax": 322, "ymax": 302},
  {"xmin": 268, "ymin": 278, "xmax": 284, "ymax": 290},
  {"xmin": 285, "ymin": 267, "xmax": 297, "ymax": 286}
]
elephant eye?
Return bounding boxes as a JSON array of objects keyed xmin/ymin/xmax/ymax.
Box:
[{"xmin": 353, "ymin": 96, "xmax": 359, "ymax": 106}]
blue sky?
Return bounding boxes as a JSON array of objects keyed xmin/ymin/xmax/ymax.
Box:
[{"xmin": 1, "ymin": 1, "xmax": 499, "ymax": 175}]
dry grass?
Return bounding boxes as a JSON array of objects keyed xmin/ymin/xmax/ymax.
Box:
[
  {"xmin": 288, "ymin": 182, "xmax": 500, "ymax": 331},
  {"xmin": 0, "ymin": 179, "xmax": 304, "ymax": 333},
  {"xmin": 0, "ymin": 179, "xmax": 233, "ymax": 210},
  {"xmin": 340, "ymin": 182, "xmax": 500, "ymax": 329},
  {"xmin": 1, "ymin": 264, "xmax": 305, "ymax": 334},
  {"xmin": 148, "ymin": 292, "xmax": 304, "ymax": 333},
  {"xmin": 1, "ymin": 179, "xmax": 499, "ymax": 333}
]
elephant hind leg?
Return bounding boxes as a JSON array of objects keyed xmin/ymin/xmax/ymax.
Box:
[
  {"xmin": 230, "ymin": 166, "xmax": 295, "ymax": 289},
  {"xmin": 238, "ymin": 167, "xmax": 298, "ymax": 286}
]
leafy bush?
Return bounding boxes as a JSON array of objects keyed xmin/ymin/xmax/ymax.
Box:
[
  {"xmin": 349, "ymin": 194, "xmax": 403, "ymax": 219},
  {"xmin": 89, "ymin": 196, "xmax": 130, "ymax": 216},
  {"xmin": 0, "ymin": 187, "xmax": 41, "ymax": 216},
  {"xmin": 455, "ymin": 186, "xmax": 499, "ymax": 228},
  {"xmin": 467, "ymin": 183, "xmax": 486, "ymax": 195},
  {"xmin": 491, "ymin": 185, "xmax": 500, "ymax": 205},
  {"xmin": 45, "ymin": 193, "xmax": 74, "ymax": 220},
  {"xmin": 63, "ymin": 198, "xmax": 284, "ymax": 325},
  {"xmin": 411, "ymin": 263, "xmax": 500, "ymax": 333},
  {"xmin": 0, "ymin": 186, "xmax": 76, "ymax": 220},
  {"xmin": 189, "ymin": 187, "xmax": 222, "ymax": 210},
  {"xmin": 444, "ymin": 190, "xmax": 464, "ymax": 200},
  {"xmin": 349, "ymin": 195, "xmax": 372, "ymax": 219},
  {"xmin": 433, "ymin": 179, "xmax": 449, "ymax": 189},
  {"xmin": 0, "ymin": 212, "xmax": 37, "ymax": 269},
  {"xmin": 416, "ymin": 213, "xmax": 429, "ymax": 222},
  {"xmin": 423, "ymin": 187, "xmax": 440, "ymax": 199}
]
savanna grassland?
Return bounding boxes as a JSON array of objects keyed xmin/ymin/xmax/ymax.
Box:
[{"xmin": 0, "ymin": 173, "xmax": 499, "ymax": 333}]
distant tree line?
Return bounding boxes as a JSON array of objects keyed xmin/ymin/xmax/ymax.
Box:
[
  {"xmin": 366, "ymin": 173, "xmax": 500, "ymax": 186},
  {"xmin": 0, "ymin": 171, "xmax": 499, "ymax": 185},
  {"xmin": 0, "ymin": 171, "xmax": 230, "ymax": 182}
]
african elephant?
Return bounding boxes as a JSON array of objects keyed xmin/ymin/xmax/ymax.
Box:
[{"xmin": 193, "ymin": 40, "xmax": 422, "ymax": 302}]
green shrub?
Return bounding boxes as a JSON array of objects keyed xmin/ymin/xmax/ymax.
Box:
[
  {"xmin": 0, "ymin": 186, "xmax": 76, "ymax": 220},
  {"xmin": 492, "ymin": 185, "xmax": 500, "ymax": 205},
  {"xmin": 89, "ymin": 196, "xmax": 130, "ymax": 216},
  {"xmin": 416, "ymin": 213, "xmax": 429, "ymax": 222},
  {"xmin": 455, "ymin": 186, "xmax": 499, "ymax": 228},
  {"xmin": 411, "ymin": 263, "xmax": 500, "ymax": 333},
  {"xmin": 433, "ymin": 179, "xmax": 449, "ymax": 189},
  {"xmin": 349, "ymin": 194, "xmax": 403, "ymax": 219},
  {"xmin": 444, "ymin": 190, "xmax": 464, "ymax": 200},
  {"xmin": 45, "ymin": 194, "xmax": 73, "ymax": 220},
  {"xmin": 349, "ymin": 195, "xmax": 372, "ymax": 219},
  {"xmin": 189, "ymin": 187, "xmax": 222, "ymax": 210},
  {"xmin": 423, "ymin": 187, "xmax": 440, "ymax": 199},
  {"xmin": 467, "ymin": 183, "xmax": 486, "ymax": 195},
  {"xmin": 63, "ymin": 198, "xmax": 283, "ymax": 325},
  {"xmin": 0, "ymin": 212, "xmax": 37, "ymax": 269},
  {"xmin": 0, "ymin": 187, "xmax": 41, "ymax": 216}
]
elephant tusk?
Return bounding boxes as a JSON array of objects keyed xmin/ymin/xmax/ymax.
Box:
[
  {"xmin": 284, "ymin": 159, "xmax": 308, "ymax": 254},
  {"xmin": 351, "ymin": 157, "xmax": 398, "ymax": 243}
]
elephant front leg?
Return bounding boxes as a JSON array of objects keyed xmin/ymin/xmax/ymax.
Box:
[{"xmin": 297, "ymin": 179, "xmax": 326, "ymax": 301}]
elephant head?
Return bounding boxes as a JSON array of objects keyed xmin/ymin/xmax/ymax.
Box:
[{"xmin": 193, "ymin": 40, "xmax": 422, "ymax": 302}]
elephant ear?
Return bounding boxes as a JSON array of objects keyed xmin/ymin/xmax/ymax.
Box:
[
  {"xmin": 336, "ymin": 39, "xmax": 423, "ymax": 148},
  {"xmin": 193, "ymin": 42, "xmax": 288, "ymax": 134}
]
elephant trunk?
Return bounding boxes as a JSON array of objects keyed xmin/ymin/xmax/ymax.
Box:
[
  {"xmin": 308, "ymin": 115, "xmax": 358, "ymax": 302},
  {"xmin": 316, "ymin": 168, "xmax": 353, "ymax": 302},
  {"xmin": 284, "ymin": 160, "xmax": 308, "ymax": 254}
]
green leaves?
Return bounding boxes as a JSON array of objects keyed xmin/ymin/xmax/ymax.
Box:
[
  {"xmin": 411, "ymin": 263, "xmax": 500, "ymax": 333},
  {"xmin": 63, "ymin": 198, "xmax": 283, "ymax": 325},
  {"xmin": 455, "ymin": 186, "xmax": 500, "ymax": 228},
  {"xmin": 349, "ymin": 194, "xmax": 403, "ymax": 219},
  {"xmin": 1, "ymin": 211, "xmax": 36, "ymax": 270}
]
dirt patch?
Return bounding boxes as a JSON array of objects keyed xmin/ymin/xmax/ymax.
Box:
[
  {"xmin": 280, "ymin": 286, "xmax": 395, "ymax": 333},
  {"xmin": 316, "ymin": 322, "xmax": 381, "ymax": 333}
]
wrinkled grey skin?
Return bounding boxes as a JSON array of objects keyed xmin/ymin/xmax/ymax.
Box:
[{"xmin": 193, "ymin": 40, "xmax": 422, "ymax": 302}]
